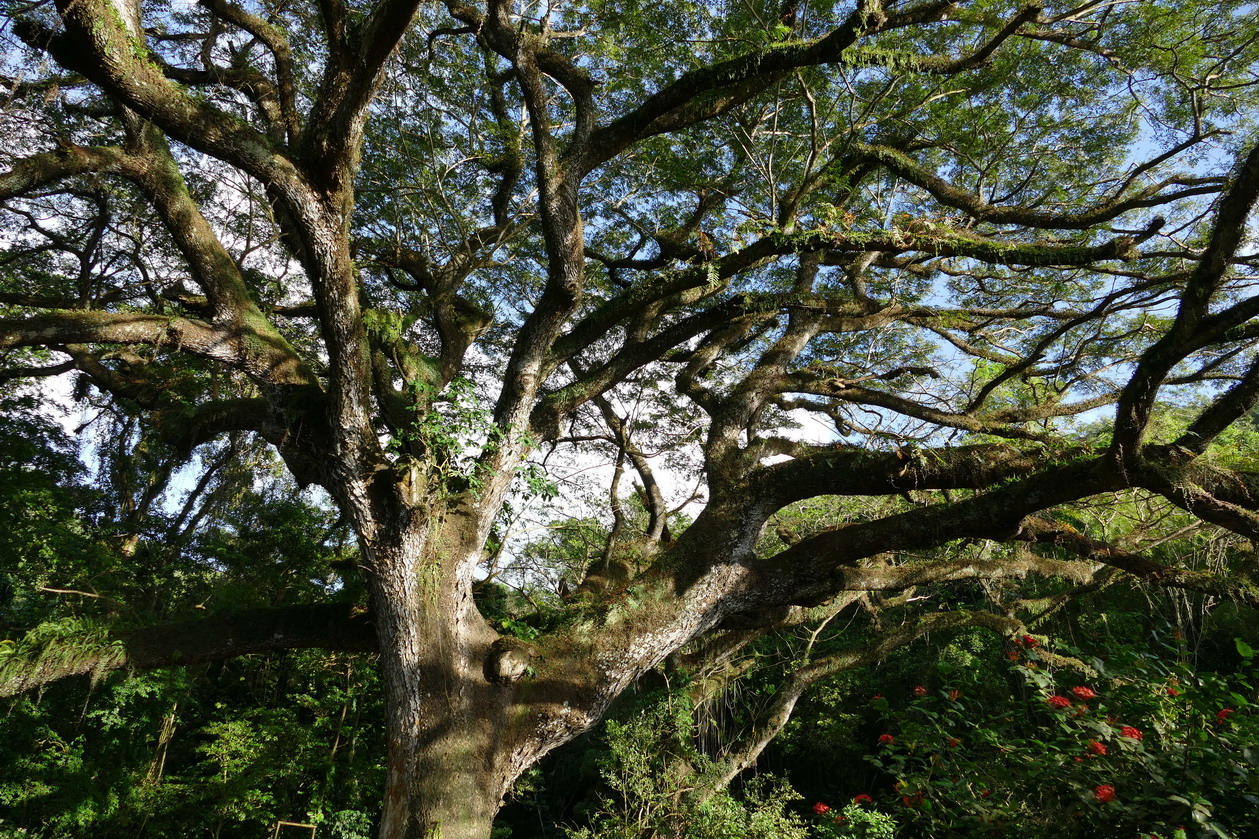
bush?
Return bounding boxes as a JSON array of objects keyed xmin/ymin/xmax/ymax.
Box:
[{"xmin": 862, "ymin": 634, "xmax": 1259, "ymax": 838}]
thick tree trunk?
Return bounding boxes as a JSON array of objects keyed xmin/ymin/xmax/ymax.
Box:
[{"xmin": 366, "ymin": 517, "xmax": 516, "ymax": 839}]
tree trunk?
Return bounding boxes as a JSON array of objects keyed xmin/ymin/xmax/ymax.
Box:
[{"xmin": 366, "ymin": 517, "xmax": 514, "ymax": 839}]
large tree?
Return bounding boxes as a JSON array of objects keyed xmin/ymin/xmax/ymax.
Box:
[{"xmin": 3, "ymin": 0, "xmax": 1259, "ymax": 836}]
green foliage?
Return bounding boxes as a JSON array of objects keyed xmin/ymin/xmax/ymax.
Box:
[
  {"xmin": 0, "ymin": 616, "xmax": 124, "ymax": 695},
  {"xmin": 807, "ymin": 802, "xmax": 898, "ymax": 839},
  {"xmin": 862, "ymin": 634, "xmax": 1259, "ymax": 838},
  {"xmin": 0, "ymin": 650, "xmax": 386, "ymax": 837},
  {"xmin": 320, "ymin": 809, "xmax": 376, "ymax": 839},
  {"xmin": 565, "ymin": 691, "xmax": 808, "ymax": 839}
]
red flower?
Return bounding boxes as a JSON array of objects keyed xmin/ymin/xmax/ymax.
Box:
[
  {"xmin": 980, "ymin": 788, "xmax": 991, "ymax": 799},
  {"xmin": 913, "ymin": 685, "xmax": 927, "ymax": 697},
  {"xmin": 1020, "ymin": 634, "xmax": 1040, "ymax": 648},
  {"xmin": 871, "ymin": 694, "xmax": 882, "ymax": 701},
  {"xmin": 1047, "ymin": 695, "xmax": 1071, "ymax": 709},
  {"xmin": 853, "ymin": 794, "xmax": 873, "ymax": 805},
  {"xmin": 1167, "ymin": 687, "xmax": 1180, "ymax": 697},
  {"xmin": 1006, "ymin": 650, "xmax": 1020, "ymax": 661},
  {"xmin": 1087, "ymin": 740, "xmax": 1107, "ymax": 756},
  {"xmin": 948, "ymin": 689, "xmax": 961, "ymax": 701},
  {"xmin": 1095, "ymin": 784, "xmax": 1116, "ymax": 803},
  {"xmin": 1073, "ymin": 756, "xmax": 1083, "ymax": 763},
  {"xmin": 812, "ymin": 802, "xmax": 831, "ymax": 815},
  {"xmin": 946, "ymin": 737, "xmax": 962, "ymax": 748},
  {"xmin": 1070, "ymin": 686, "xmax": 1097, "ymax": 700},
  {"xmin": 1218, "ymin": 708, "xmax": 1235, "ymax": 722},
  {"xmin": 878, "ymin": 733, "xmax": 895, "ymax": 745},
  {"xmin": 834, "ymin": 815, "xmax": 847, "ymax": 826},
  {"xmin": 1119, "ymin": 726, "xmax": 1142, "ymax": 741}
]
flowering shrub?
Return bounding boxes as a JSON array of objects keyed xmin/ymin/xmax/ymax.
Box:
[
  {"xmin": 855, "ymin": 633, "xmax": 1258, "ymax": 838},
  {"xmin": 808, "ymin": 802, "xmax": 896, "ymax": 839}
]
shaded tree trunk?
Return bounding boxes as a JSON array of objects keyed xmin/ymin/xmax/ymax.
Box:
[{"xmin": 363, "ymin": 510, "xmax": 522, "ymax": 839}]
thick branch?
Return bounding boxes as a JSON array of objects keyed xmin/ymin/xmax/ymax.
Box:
[
  {"xmin": 1112, "ymin": 142, "xmax": 1259, "ymax": 462},
  {"xmin": 0, "ymin": 604, "xmax": 376, "ymax": 697},
  {"xmin": 0, "ymin": 310, "xmax": 308, "ymax": 385}
]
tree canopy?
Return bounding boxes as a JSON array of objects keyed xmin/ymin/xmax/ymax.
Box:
[{"xmin": 2, "ymin": 0, "xmax": 1259, "ymax": 837}]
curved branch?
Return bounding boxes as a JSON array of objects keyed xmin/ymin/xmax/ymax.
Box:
[
  {"xmin": 197, "ymin": 0, "xmax": 302, "ymax": 143},
  {"xmin": 1112, "ymin": 141, "xmax": 1259, "ymax": 462},
  {"xmin": 0, "ymin": 144, "xmax": 136, "ymax": 199},
  {"xmin": 856, "ymin": 141, "xmax": 1221, "ymax": 229},
  {"xmin": 21, "ymin": 4, "xmax": 294, "ymax": 188},
  {"xmin": 753, "ymin": 455, "xmax": 1123, "ymax": 606},
  {"xmin": 578, "ymin": 0, "xmax": 960, "ymax": 170},
  {"xmin": 1020, "ymin": 516, "xmax": 1259, "ymax": 605},
  {"xmin": 753, "ymin": 443, "xmax": 1080, "ymax": 510},
  {"xmin": 707, "ymin": 611, "xmax": 1022, "ymax": 789}
]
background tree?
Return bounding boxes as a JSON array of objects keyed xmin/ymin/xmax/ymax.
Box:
[{"xmin": 3, "ymin": 0, "xmax": 1259, "ymax": 837}]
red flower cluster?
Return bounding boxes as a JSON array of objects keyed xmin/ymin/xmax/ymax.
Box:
[
  {"xmin": 812, "ymin": 802, "xmax": 830, "ymax": 815},
  {"xmin": 1167, "ymin": 687, "xmax": 1181, "ymax": 697},
  {"xmin": 1218, "ymin": 708, "xmax": 1235, "ymax": 722},
  {"xmin": 878, "ymin": 733, "xmax": 896, "ymax": 745},
  {"xmin": 948, "ymin": 689, "xmax": 961, "ymax": 701},
  {"xmin": 1070, "ymin": 686, "xmax": 1098, "ymax": 700},
  {"xmin": 1120, "ymin": 726, "xmax": 1143, "ymax": 741},
  {"xmin": 1019, "ymin": 634, "xmax": 1040, "ymax": 648},
  {"xmin": 853, "ymin": 794, "xmax": 873, "ymax": 805},
  {"xmin": 901, "ymin": 790, "xmax": 924, "ymax": 808},
  {"xmin": 1005, "ymin": 650, "xmax": 1020, "ymax": 661},
  {"xmin": 946, "ymin": 737, "xmax": 961, "ymax": 748},
  {"xmin": 913, "ymin": 685, "xmax": 927, "ymax": 697},
  {"xmin": 1087, "ymin": 740, "xmax": 1107, "ymax": 756},
  {"xmin": 1095, "ymin": 784, "xmax": 1116, "ymax": 803},
  {"xmin": 1047, "ymin": 695, "xmax": 1071, "ymax": 709}
]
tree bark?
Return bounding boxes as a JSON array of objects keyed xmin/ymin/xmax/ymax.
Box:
[{"xmin": 361, "ymin": 509, "xmax": 517, "ymax": 839}]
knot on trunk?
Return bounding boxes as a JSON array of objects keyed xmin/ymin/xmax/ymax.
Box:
[{"xmin": 485, "ymin": 638, "xmax": 533, "ymax": 683}]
